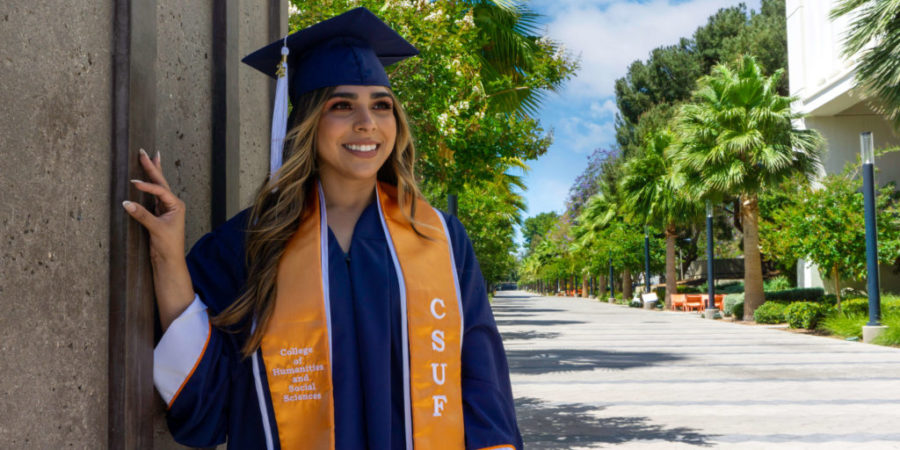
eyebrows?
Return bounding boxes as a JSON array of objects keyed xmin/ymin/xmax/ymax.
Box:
[{"xmin": 329, "ymin": 90, "xmax": 392, "ymax": 100}]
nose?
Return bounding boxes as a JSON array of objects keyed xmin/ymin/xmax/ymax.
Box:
[{"xmin": 353, "ymin": 107, "xmax": 376, "ymax": 132}]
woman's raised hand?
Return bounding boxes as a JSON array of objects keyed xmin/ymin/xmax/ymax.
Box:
[{"xmin": 123, "ymin": 148, "xmax": 194, "ymax": 330}]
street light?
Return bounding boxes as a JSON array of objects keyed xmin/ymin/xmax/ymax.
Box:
[
  {"xmin": 608, "ymin": 256, "xmax": 614, "ymax": 302},
  {"xmin": 644, "ymin": 225, "xmax": 651, "ymax": 293},
  {"xmin": 860, "ymin": 132, "xmax": 885, "ymax": 342},
  {"xmin": 705, "ymin": 200, "xmax": 717, "ymax": 318}
]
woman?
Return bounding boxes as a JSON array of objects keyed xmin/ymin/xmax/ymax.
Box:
[{"xmin": 124, "ymin": 7, "xmax": 521, "ymax": 450}]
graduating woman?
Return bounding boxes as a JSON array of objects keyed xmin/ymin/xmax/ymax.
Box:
[{"xmin": 124, "ymin": 7, "xmax": 521, "ymax": 450}]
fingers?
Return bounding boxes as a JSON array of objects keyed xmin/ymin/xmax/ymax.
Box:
[
  {"xmin": 139, "ymin": 148, "xmax": 171, "ymax": 190},
  {"xmin": 122, "ymin": 200, "xmax": 159, "ymax": 231},
  {"xmin": 130, "ymin": 180, "xmax": 184, "ymax": 213}
]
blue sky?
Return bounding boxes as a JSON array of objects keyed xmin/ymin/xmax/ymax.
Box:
[{"xmin": 518, "ymin": 0, "xmax": 763, "ymax": 223}]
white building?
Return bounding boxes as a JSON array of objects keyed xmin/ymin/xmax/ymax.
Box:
[{"xmin": 786, "ymin": 0, "xmax": 900, "ymax": 293}]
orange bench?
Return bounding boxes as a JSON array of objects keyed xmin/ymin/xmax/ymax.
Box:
[{"xmin": 670, "ymin": 294, "xmax": 686, "ymax": 311}]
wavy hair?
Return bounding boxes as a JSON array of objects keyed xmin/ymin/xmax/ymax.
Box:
[{"xmin": 211, "ymin": 85, "xmax": 425, "ymax": 357}]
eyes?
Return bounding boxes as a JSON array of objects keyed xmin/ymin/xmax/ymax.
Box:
[{"xmin": 328, "ymin": 99, "xmax": 394, "ymax": 112}]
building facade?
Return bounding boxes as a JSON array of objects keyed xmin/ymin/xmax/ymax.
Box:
[{"xmin": 786, "ymin": 0, "xmax": 900, "ymax": 293}]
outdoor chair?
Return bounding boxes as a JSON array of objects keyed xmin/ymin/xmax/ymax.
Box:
[{"xmin": 670, "ymin": 294, "xmax": 686, "ymax": 311}]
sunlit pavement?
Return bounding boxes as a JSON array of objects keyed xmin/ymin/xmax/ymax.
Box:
[{"xmin": 492, "ymin": 290, "xmax": 900, "ymax": 449}]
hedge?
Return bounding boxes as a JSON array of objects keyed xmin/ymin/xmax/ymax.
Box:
[
  {"xmin": 784, "ymin": 301, "xmax": 830, "ymax": 329},
  {"xmin": 723, "ymin": 293, "xmax": 744, "ymax": 317},
  {"xmin": 754, "ymin": 302, "xmax": 787, "ymax": 324},
  {"xmin": 765, "ymin": 287, "xmax": 825, "ymax": 303}
]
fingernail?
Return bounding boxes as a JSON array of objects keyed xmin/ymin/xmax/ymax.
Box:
[
  {"xmin": 155, "ymin": 150, "xmax": 161, "ymax": 161},
  {"xmin": 122, "ymin": 200, "xmax": 136, "ymax": 213},
  {"xmin": 130, "ymin": 179, "xmax": 143, "ymax": 184},
  {"xmin": 139, "ymin": 148, "xmax": 148, "ymax": 159}
]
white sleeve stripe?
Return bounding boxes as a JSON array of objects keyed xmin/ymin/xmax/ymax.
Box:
[{"xmin": 153, "ymin": 294, "xmax": 212, "ymax": 407}]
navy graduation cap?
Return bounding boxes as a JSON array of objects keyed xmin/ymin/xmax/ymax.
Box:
[{"xmin": 242, "ymin": 7, "xmax": 419, "ymax": 179}]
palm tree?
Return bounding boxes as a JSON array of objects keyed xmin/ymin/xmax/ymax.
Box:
[
  {"xmin": 831, "ymin": 0, "xmax": 900, "ymax": 128},
  {"xmin": 619, "ymin": 130, "xmax": 703, "ymax": 309},
  {"xmin": 466, "ymin": 0, "xmax": 565, "ymax": 117},
  {"xmin": 676, "ymin": 55, "xmax": 823, "ymax": 319}
]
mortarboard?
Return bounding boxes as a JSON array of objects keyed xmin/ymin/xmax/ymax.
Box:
[{"xmin": 241, "ymin": 7, "xmax": 419, "ymax": 179}]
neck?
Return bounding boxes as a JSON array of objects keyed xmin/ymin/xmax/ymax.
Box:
[{"xmin": 318, "ymin": 174, "xmax": 377, "ymax": 213}]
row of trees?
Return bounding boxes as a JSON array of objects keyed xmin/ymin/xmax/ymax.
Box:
[
  {"xmin": 291, "ymin": 0, "xmax": 577, "ymax": 288},
  {"xmin": 520, "ymin": 1, "xmax": 804, "ymax": 318},
  {"xmin": 520, "ymin": 0, "xmax": 900, "ymax": 318}
]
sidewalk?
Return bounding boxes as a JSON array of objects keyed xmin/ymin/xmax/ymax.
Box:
[{"xmin": 494, "ymin": 291, "xmax": 900, "ymax": 449}]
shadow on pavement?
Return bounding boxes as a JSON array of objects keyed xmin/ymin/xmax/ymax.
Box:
[
  {"xmin": 500, "ymin": 331, "xmax": 561, "ymax": 341},
  {"xmin": 516, "ymin": 397, "xmax": 715, "ymax": 449},
  {"xmin": 506, "ymin": 349, "xmax": 684, "ymax": 374},
  {"xmin": 495, "ymin": 319, "xmax": 586, "ymax": 327},
  {"xmin": 491, "ymin": 308, "xmax": 565, "ymax": 314}
]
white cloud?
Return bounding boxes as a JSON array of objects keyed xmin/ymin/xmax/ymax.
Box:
[
  {"xmin": 556, "ymin": 116, "xmax": 616, "ymax": 154},
  {"xmin": 590, "ymin": 99, "xmax": 618, "ymax": 118},
  {"xmin": 544, "ymin": 0, "xmax": 760, "ymax": 98}
]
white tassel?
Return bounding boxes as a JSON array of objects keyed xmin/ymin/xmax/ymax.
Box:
[{"xmin": 270, "ymin": 38, "xmax": 290, "ymax": 181}]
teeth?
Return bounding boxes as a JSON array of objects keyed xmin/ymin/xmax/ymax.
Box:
[{"xmin": 345, "ymin": 144, "xmax": 377, "ymax": 152}]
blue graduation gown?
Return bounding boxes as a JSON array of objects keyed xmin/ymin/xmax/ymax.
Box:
[{"xmin": 165, "ymin": 201, "xmax": 522, "ymax": 449}]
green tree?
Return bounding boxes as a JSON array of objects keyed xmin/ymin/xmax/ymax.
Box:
[
  {"xmin": 832, "ymin": 0, "xmax": 900, "ymax": 127},
  {"xmin": 619, "ymin": 130, "xmax": 703, "ymax": 308},
  {"xmin": 522, "ymin": 211, "xmax": 558, "ymax": 255},
  {"xmin": 291, "ymin": 1, "xmax": 576, "ymax": 284},
  {"xmin": 675, "ymin": 55, "xmax": 824, "ymax": 319},
  {"xmin": 761, "ymin": 163, "xmax": 900, "ymax": 309}
]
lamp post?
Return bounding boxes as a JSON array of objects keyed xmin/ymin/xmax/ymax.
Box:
[
  {"xmin": 704, "ymin": 201, "xmax": 718, "ymax": 319},
  {"xmin": 860, "ymin": 132, "xmax": 886, "ymax": 342},
  {"xmin": 643, "ymin": 226, "xmax": 651, "ymax": 293},
  {"xmin": 608, "ymin": 257, "xmax": 614, "ymax": 303}
]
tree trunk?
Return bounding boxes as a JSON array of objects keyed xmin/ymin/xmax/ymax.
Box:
[
  {"xmin": 582, "ymin": 273, "xmax": 589, "ymax": 298},
  {"xmin": 665, "ymin": 224, "xmax": 678, "ymax": 310},
  {"xmin": 623, "ymin": 268, "xmax": 633, "ymax": 301},
  {"xmin": 832, "ymin": 265, "xmax": 843, "ymax": 313},
  {"xmin": 742, "ymin": 193, "xmax": 765, "ymax": 320},
  {"xmin": 598, "ymin": 275, "xmax": 607, "ymax": 299}
]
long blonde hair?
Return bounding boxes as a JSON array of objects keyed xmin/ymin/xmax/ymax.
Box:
[{"xmin": 212, "ymin": 85, "xmax": 425, "ymax": 357}]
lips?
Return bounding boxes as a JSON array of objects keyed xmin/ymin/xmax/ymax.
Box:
[
  {"xmin": 343, "ymin": 143, "xmax": 378, "ymax": 152},
  {"xmin": 341, "ymin": 142, "xmax": 381, "ymax": 160}
]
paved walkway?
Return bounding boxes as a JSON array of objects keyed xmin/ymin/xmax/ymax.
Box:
[{"xmin": 493, "ymin": 291, "xmax": 900, "ymax": 449}]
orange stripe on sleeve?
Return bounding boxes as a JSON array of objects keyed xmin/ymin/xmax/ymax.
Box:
[{"xmin": 167, "ymin": 319, "xmax": 213, "ymax": 410}]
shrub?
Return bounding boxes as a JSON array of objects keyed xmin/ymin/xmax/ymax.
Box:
[
  {"xmin": 718, "ymin": 282, "xmax": 745, "ymax": 294},
  {"xmin": 764, "ymin": 275, "xmax": 791, "ymax": 292},
  {"xmin": 677, "ymin": 285, "xmax": 702, "ymax": 294},
  {"xmin": 723, "ymin": 293, "xmax": 744, "ymax": 316},
  {"xmin": 732, "ymin": 300, "xmax": 744, "ymax": 320},
  {"xmin": 784, "ymin": 301, "xmax": 829, "ymax": 329},
  {"xmin": 873, "ymin": 314, "xmax": 900, "ymax": 346},
  {"xmin": 821, "ymin": 313, "xmax": 866, "ymax": 339},
  {"xmin": 753, "ymin": 302, "xmax": 787, "ymax": 324},
  {"xmin": 765, "ymin": 287, "xmax": 825, "ymax": 303},
  {"xmin": 839, "ymin": 298, "xmax": 869, "ymax": 316}
]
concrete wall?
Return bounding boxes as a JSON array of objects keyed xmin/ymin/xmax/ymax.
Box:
[
  {"xmin": 153, "ymin": 1, "xmax": 216, "ymax": 448},
  {"xmin": 786, "ymin": 0, "xmax": 855, "ymax": 103},
  {"xmin": 805, "ymin": 103, "xmax": 900, "ymax": 183},
  {"xmin": 0, "ymin": 1, "xmax": 113, "ymax": 447},
  {"xmin": 237, "ymin": 1, "xmax": 272, "ymax": 213},
  {"xmin": 0, "ymin": 0, "xmax": 275, "ymax": 447}
]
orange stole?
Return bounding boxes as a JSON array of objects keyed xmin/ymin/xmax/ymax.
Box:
[
  {"xmin": 377, "ymin": 183, "xmax": 465, "ymax": 449},
  {"xmin": 261, "ymin": 183, "xmax": 464, "ymax": 450},
  {"xmin": 261, "ymin": 188, "xmax": 335, "ymax": 450}
]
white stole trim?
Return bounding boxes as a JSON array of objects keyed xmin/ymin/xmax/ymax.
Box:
[
  {"xmin": 433, "ymin": 207, "xmax": 465, "ymax": 350},
  {"xmin": 373, "ymin": 184, "xmax": 414, "ymax": 450}
]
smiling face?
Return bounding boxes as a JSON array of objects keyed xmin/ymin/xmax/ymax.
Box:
[{"xmin": 315, "ymin": 85, "xmax": 397, "ymax": 187}]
